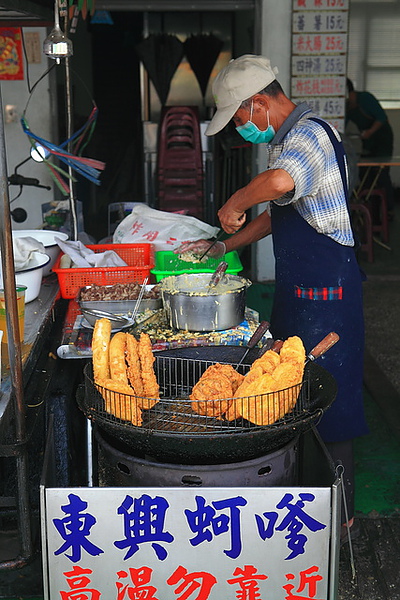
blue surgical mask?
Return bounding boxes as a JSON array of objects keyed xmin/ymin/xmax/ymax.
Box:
[{"xmin": 236, "ymin": 103, "xmax": 275, "ymax": 144}]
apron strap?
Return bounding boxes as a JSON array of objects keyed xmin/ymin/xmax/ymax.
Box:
[
  {"xmin": 308, "ymin": 116, "xmax": 349, "ymax": 201},
  {"xmin": 308, "ymin": 116, "xmax": 363, "ymax": 253}
]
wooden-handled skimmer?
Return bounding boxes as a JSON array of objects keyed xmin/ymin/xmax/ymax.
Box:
[
  {"xmin": 259, "ymin": 331, "xmax": 340, "ymax": 362},
  {"xmin": 235, "ymin": 320, "xmax": 271, "ymax": 368}
]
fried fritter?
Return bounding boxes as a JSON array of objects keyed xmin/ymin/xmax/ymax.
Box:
[
  {"xmin": 279, "ymin": 336, "xmax": 306, "ymax": 365},
  {"xmin": 92, "ymin": 318, "xmax": 111, "ymax": 383},
  {"xmin": 92, "ymin": 321, "xmax": 160, "ymax": 420},
  {"xmin": 96, "ymin": 378, "xmax": 142, "ymax": 426},
  {"xmin": 233, "ymin": 365, "xmax": 264, "ymax": 399},
  {"xmin": 191, "ymin": 372, "xmax": 233, "ymax": 417},
  {"xmin": 240, "ymin": 372, "xmax": 279, "ymax": 397},
  {"xmin": 236, "ymin": 374, "xmax": 280, "ymax": 426},
  {"xmin": 125, "ymin": 333, "xmax": 144, "ymax": 396},
  {"xmin": 138, "ymin": 332, "xmax": 160, "ymax": 404},
  {"xmin": 190, "ymin": 363, "xmax": 240, "ymax": 417},
  {"xmin": 224, "ymin": 399, "xmax": 242, "ymax": 422},
  {"xmin": 272, "ymin": 360, "xmax": 304, "ymax": 389},
  {"xmin": 230, "ymin": 335, "xmax": 306, "ymax": 426},
  {"xmin": 109, "ymin": 332, "xmax": 129, "ymax": 385},
  {"xmin": 138, "ymin": 332, "xmax": 155, "ymax": 372},
  {"xmin": 250, "ymin": 349, "xmax": 281, "ymax": 375},
  {"xmin": 202, "ymin": 363, "xmax": 244, "ymax": 393}
]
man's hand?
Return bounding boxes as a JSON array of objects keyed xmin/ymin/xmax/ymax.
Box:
[
  {"xmin": 217, "ymin": 184, "xmax": 253, "ymax": 233},
  {"xmin": 218, "ymin": 169, "xmax": 295, "ymax": 234},
  {"xmin": 217, "ymin": 204, "xmax": 247, "ymax": 234},
  {"xmin": 174, "ymin": 239, "xmax": 226, "ymax": 260}
]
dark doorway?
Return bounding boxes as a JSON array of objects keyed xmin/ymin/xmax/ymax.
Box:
[{"xmin": 85, "ymin": 12, "xmax": 144, "ymax": 241}]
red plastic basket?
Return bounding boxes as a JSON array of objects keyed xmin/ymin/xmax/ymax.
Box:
[{"xmin": 52, "ymin": 243, "xmax": 154, "ymax": 299}]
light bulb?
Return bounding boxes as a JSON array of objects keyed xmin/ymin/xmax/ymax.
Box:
[
  {"xmin": 43, "ymin": 25, "xmax": 73, "ymax": 63},
  {"xmin": 43, "ymin": 0, "xmax": 73, "ymax": 64},
  {"xmin": 30, "ymin": 143, "xmax": 50, "ymax": 162}
]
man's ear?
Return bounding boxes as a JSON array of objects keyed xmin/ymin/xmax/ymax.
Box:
[{"xmin": 253, "ymin": 94, "xmax": 270, "ymax": 111}]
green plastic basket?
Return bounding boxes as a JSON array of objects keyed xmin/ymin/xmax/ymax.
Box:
[{"xmin": 151, "ymin": 250, "xmax": 243, "ymax": 282}]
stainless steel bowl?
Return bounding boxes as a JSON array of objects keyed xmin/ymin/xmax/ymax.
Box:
[
  {"xmin": 159, "ymin": 273, "xmax": 251, "ymax": 331},
  {"xmin": 80, "ymin": 308, "xmax": 132, "ymax": 329}
]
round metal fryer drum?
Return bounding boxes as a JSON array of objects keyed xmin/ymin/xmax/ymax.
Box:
[
  {"xmin": 95, "ymin": 426, "xmax": 299, "ymax": 487},
  {"xmin": 79, "ymin": 346, "xmax": 337, "ymax": 464}
]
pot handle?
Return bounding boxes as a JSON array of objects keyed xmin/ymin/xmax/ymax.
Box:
[{"xmin": 307, "ymin": 332, "xmax": 340, "ymax": 362}]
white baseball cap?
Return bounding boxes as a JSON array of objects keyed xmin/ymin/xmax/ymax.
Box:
[{"xmin": 205, "ymin": 54, "xmax": 279, "ymax": 136}]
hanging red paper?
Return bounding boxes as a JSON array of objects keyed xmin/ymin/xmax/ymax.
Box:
[{"xmin": 0, "ymin": 27, "xmax": 24, "ymax": 80}]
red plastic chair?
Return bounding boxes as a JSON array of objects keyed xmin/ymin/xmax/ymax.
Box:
[{"xmin": 156, "ymin": 106, "xmax": 204, "ymax": 218}]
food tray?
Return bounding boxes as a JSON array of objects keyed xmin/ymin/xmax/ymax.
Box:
[
  {"xmin": 52, "ymin": 243, "xmax": 154, "ymax": 299},
  {"xmin": 78, "ymin": 284, "xmax": 161, "ymax": 314},
  {"xmin": 151, "ymin": 250, "xmax": 242, "ymax": 282}
]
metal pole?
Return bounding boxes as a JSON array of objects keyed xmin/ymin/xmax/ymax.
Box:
[
  {"xmin": 63, "ymin": 8, "xmax": 77, "ymax": 241},
  {"xmin": 65, "ymin": 53, "xmax": 78, "ymax": 241},
  {"xmin": 0, "ymin": 82, "xmax": 33, "ymax": 567}
]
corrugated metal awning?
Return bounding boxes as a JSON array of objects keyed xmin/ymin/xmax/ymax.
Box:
[
  {"xmin": 96, "ymin": 0, "xmax": 255, "ymax": 11},
  {"xmin": 0, "ymin": 0, "xmax": 52, "ymax": 21}
]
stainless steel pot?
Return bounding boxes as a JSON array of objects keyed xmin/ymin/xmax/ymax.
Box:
[{"xmin": 159, "ymin": 272, "xmax": 251, "ymax": 331}]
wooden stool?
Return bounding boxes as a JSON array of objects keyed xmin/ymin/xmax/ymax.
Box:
[
  {"xmin": 358, "ymin": 188, "xmax": 389, "ymax": 243},
  {"xmin": 350, "ymin": 203, "xmax": 374, "ymax": 263}
]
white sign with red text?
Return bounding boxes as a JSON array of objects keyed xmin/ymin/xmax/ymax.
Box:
[{"xmin": 292, "ymin": 0, "xmax": 349, "ymax": 10}]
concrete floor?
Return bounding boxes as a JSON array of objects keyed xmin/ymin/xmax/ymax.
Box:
[{"xmin": 337, "ymin": 199, "xmax": 400, "ymax": 600}]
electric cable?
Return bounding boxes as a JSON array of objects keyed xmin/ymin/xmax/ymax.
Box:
[{"xmin": 20, "ymin": 29, "xmax": 105, "ymax": 196}]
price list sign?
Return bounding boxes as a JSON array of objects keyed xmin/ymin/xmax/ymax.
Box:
[{"xmin": 291, "ymin": 0, "xmax": 349, "ymax": 132}]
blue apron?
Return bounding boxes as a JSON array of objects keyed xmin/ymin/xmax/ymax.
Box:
[{"xmin": 269, "ymin": 120, "xmax": 368, "ymax": 443}]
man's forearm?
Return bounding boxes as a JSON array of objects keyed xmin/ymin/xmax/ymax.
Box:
[
  {"xmin": 226, "ymin": 168, "xmax": 295, "ymax": 213},
  {"xmin": 361, "ymin": 120, "xmax": 383, "ymax": 140}
]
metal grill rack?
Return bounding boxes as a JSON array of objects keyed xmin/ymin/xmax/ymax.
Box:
[{"xmin": 82, "ymin": 355, "xmax": 312, "ymax": 435}]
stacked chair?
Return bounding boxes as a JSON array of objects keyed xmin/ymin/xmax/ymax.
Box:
[{"xmin": 156, "ymin": 106, "xmax": 204, "ymax": 219}]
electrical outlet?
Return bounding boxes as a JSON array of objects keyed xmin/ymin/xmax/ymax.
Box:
[{"xmin": 5, "ymin": 105, "xmax": 18, "ymax": 124}]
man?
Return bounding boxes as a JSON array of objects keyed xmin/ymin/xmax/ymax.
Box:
[
  {"xmin": 346, "ymin": 78, "xmax": 394, "ymax": 215},
  {"xmin": 177, "ymin": 55, "xmax": 368, "ymax": 538}
]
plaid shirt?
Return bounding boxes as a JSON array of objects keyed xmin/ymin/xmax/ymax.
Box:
[{"xmin": 266, "ymin": 102, "xmax": 354, "ymax": 246}]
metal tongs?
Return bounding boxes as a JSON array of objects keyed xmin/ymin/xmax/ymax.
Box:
[
  {"xmin": 130, "ymin": 276, "xmax": 149, "ymax": 322},
  {"xmin": 198, "ymin": 230, "xmax": 226, "ymax": 261}
]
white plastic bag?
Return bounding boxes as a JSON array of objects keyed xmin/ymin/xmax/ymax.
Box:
[{"xmin": 113, "ymin": 205, "xmax": 220, "ymax": 251}]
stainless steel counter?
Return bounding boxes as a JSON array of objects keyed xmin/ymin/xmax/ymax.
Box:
[
  {"xmin": 0, "ymin": 276, "xmax": 60, "ymax": 429},
  {"xmin": 0, "ymin": 276, "xmax": 80, "ymax": 569}
]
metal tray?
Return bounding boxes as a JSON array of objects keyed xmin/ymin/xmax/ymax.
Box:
[{"xmin": 78, "ymin": 284, "xmax": 161, "ymax": 314}]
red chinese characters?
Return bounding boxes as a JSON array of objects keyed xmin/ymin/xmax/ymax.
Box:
[{"xmin": 61, "ymin": 565, "xmax": 100, "ymax": 600}]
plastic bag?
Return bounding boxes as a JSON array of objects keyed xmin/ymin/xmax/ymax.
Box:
[{"xmin": 113, "ymin": 204, "xmax": 220, "ymax": 251}]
